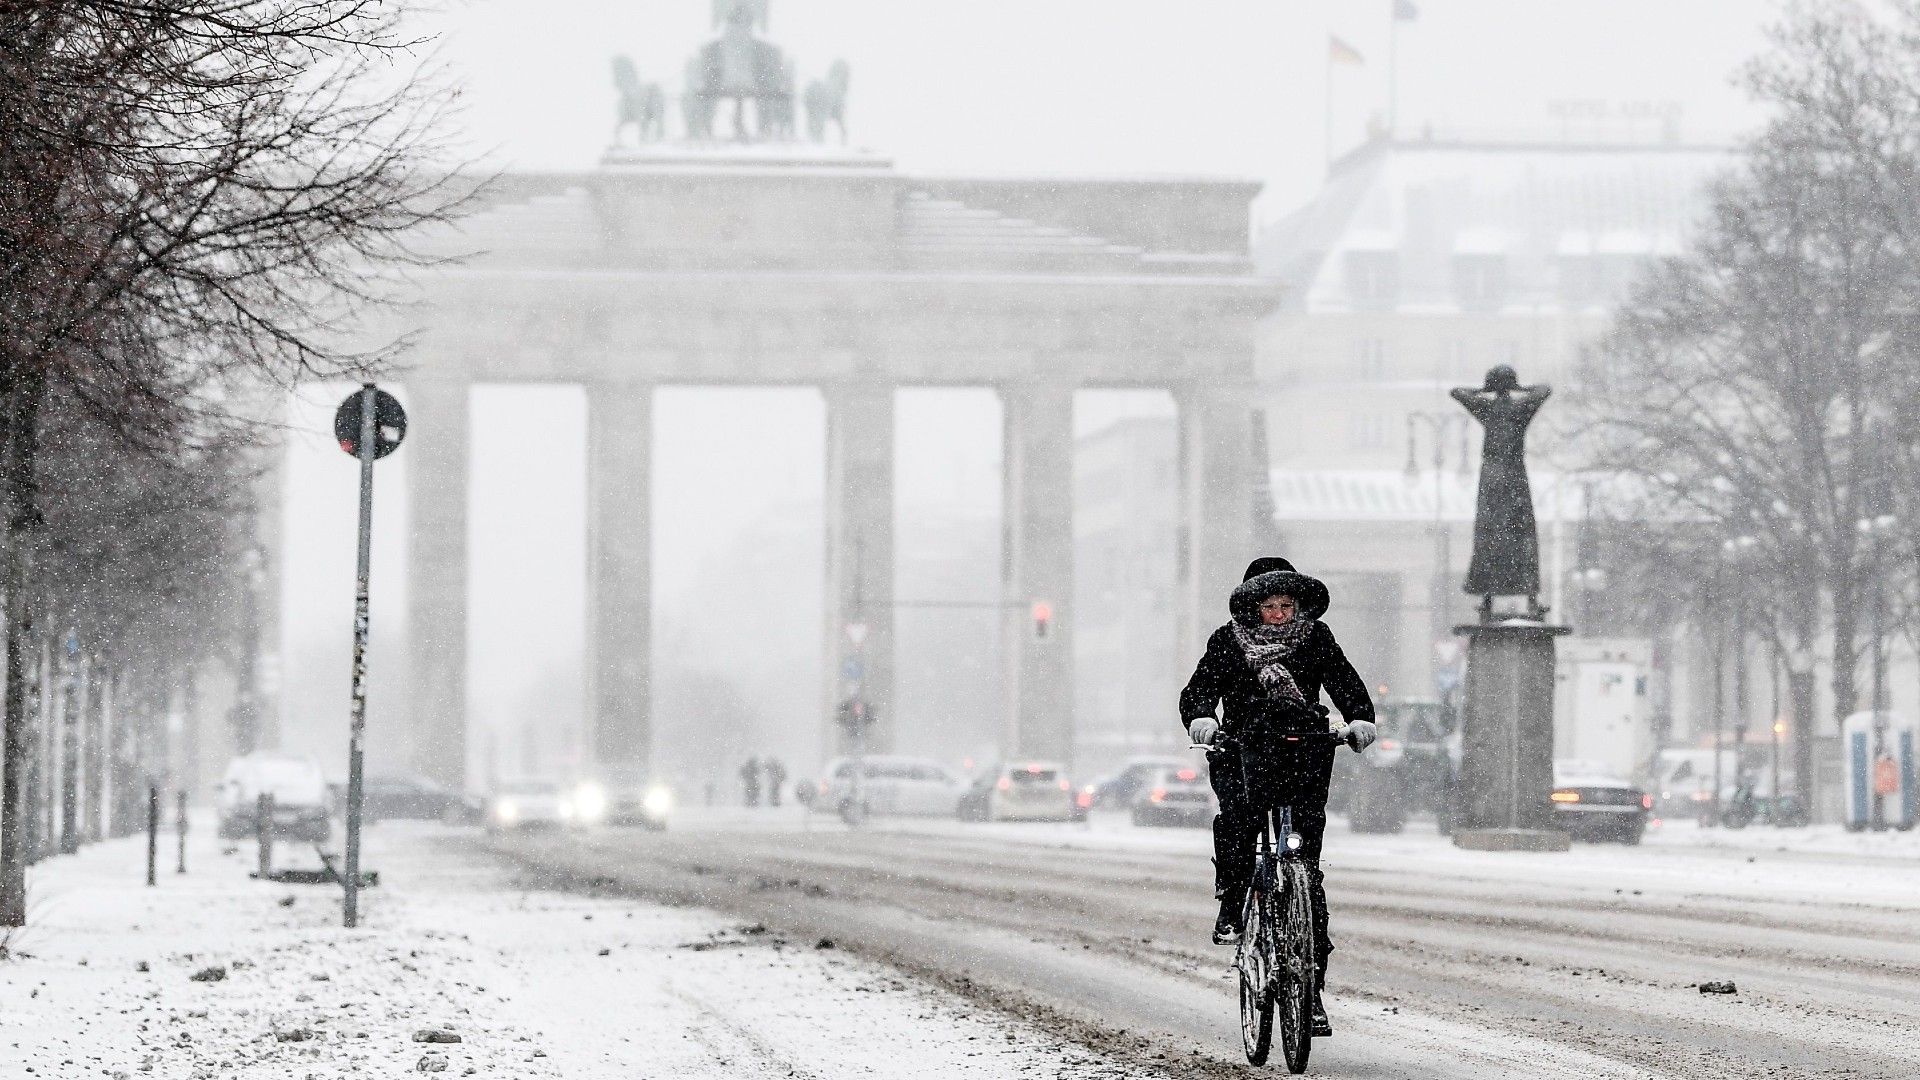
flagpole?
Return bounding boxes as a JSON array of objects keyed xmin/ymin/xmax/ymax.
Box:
[
  {"xmin": 1388, "ymin": 0, "xmax": 1399, "ymax": 137},
  {"xmin": 1324, "ymin": 49, "xmax": 1334, "ymax": 172}
]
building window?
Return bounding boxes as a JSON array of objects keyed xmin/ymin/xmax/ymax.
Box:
[
  {"xmin": 1354, "ymin": 337, "xmax": 1388, "ymax": 382},
  {"xmin": 1452, "ymin": 253, "xmax": 1507, "ymax": 312},
  {"xmin": 1345, "ymin": 250, "xmax": 1400, "ymax": 310},
  {"xmin": 1557, "ymin": 254, "xmax": 1601, "ymax": 306}
]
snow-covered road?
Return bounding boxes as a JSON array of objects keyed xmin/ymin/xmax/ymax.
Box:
[
  {"xmin": 489, "ymin": 809, "xmax": 1920, "ymax": 1079},
  {"xmin": 0, "ymin": 819, "xmax": 1168, "ymax": 1078}
]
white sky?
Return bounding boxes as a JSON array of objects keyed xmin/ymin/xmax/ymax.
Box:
[
  {"xmin": 277, "ymin": 0, "xmax": 1785, "ymax": 780},
  {"xmin": 433, "ymin": 0, "xmax": 1776, "ymax": 216}
]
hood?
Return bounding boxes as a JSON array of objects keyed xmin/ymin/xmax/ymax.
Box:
[
  {"xmin": 1242, "ymin": 557, "xmax": 1297, "ymax": 581},
  {"xmin": 1230, "ymin": 570, "xmax": 1331, "ymax": 625}
]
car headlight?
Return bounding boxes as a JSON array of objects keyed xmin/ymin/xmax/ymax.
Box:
[
  {"xmin": 643, "ymin": 785, "xmax": 673, "ymax": 817},
  {"xmin": 572, "ymin": 782, "xmax": 608, "ymax": 823},
  {"xmin": 495, "ymin": 799, "xmax": 518, "ymax": 825}
]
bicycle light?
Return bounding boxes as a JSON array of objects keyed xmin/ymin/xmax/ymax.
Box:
[{"xmin": 1285, "ymin": 832, "xmax": 1303, "ymax": 851}]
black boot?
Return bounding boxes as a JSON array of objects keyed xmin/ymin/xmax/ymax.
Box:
[
  {"xmin": 1211, "ymin": 889, "xmax": 1244, "ymax": 946},
  {"xmin": 1312, "ymin": 963, "xmax": 1332, "ymax": 1036}
]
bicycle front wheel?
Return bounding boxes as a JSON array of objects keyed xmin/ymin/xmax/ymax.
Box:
[
  {"xmin": 1237, "ymin": 890, "xmax": 1275, "ymax": 1065},
  {"xmin": 1278, "ymin": 861, "xmax": 1318, "ymax": 1074}
]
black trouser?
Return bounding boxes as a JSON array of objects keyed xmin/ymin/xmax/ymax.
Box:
[{"xmin": 1210, "ymin": 741, "xmax": 1335, "ymax": 972}]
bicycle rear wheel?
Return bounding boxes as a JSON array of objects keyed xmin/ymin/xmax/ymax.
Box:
[
  {"xmin": 1237, "ymin": 890, "xmax": 1274, "ymax": 1065},
  {"xmin": 1278, "ymin": 861, "xmax": 1318, "ymax": 1074}
]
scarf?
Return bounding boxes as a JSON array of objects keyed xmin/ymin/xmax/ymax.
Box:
[{"xmin": 1231, "ymin": 617, "xmax": 1316, "ymax": 707}]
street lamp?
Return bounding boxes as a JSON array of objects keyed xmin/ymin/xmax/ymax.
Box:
[
  {"xmin": 1405, "ymin": 411, "xmax": 1472, "ymax": 690},
  {"xmin": 1567, "ymin": 566, "xmax": 1607, "ymax": 628}
]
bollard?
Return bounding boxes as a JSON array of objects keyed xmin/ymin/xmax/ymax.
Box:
[
  {"xmin": 175, "ymin": 790, "xmax": 187, "ymax": 874},
  {"xmin": 145, "ymin": 785, "xmax": 158, "ymax": 887},
  {"xmin": 255, "ymin": 792, "xmax": 274, "ymax": 878}
]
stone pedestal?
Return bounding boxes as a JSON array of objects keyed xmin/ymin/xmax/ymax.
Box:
[{"xmin": 1451, "ymin": 617, "xmax": 1571, "ymax": 852}]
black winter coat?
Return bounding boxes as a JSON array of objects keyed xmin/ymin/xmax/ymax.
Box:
[{"xmin": 1178, "ymin": 621, "xmax": 1376, "ymax": 743}]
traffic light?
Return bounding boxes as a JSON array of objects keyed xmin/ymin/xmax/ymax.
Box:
[
  {"xmin": 836, "ymin": 696, "xmax": 876, "ymax": 733},
  {"xmin": 1031, "ymin": 600, "xmax": 1052, "ymax": 641}
]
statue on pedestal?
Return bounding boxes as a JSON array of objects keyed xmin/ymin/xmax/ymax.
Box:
[
  {"xmin": 613, "ymin": 0, "xmax": 851, "ymax": 147},
  {"xmin": 1447, "ymin": 363, "xmax": 1570, "ymax": 852},
  {"xmin": 1450, "ymin": 364, "xmax": 1551, "ymax": 605},
  {"xmin": 687, "ymin": 0, "xmax": 794, "ymax": 142}
]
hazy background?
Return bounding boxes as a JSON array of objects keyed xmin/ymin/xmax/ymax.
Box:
[{"xmin": 275, "ymin": 0, "xmax": 1780, "ymax": 787}]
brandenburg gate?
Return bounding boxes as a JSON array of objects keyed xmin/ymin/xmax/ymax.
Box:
[{"xmin": 345, "ymin": 9, "xmax": 1280, "ymax": 789}]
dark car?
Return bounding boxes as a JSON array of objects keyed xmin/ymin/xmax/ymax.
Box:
[
  {"xmin": 1129, "ymin": 765, "xmax": 1217, "ymax": 827},
  {"xmin": 361, "ymin": 773, "xmax": 484, "ymax": 825},
  {"xmin": 1551, "ymin": 761, "xmax": 1651, "ymax": 844},
  {"xmin": 1084, "ymin": 756, "xmax": 1191, "ymax": 812},
  {"xmin": 1334, "ymin": 697, "xmax": 1457, "ymax": 834}
]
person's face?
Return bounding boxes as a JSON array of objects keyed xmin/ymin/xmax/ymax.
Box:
[{"xmin": 1258, "ymin": 595, "xmax": 1297, "ymax": 626}]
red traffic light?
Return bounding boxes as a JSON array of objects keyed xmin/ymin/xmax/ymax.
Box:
[{"xmin": 1031, "ymin": 600, "xmax": 1052, "ymax": 640}]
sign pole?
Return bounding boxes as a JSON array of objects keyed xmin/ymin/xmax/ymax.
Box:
[{"xmin": 343, "ymin": 384, "xmax": 378, "ymax": 928}]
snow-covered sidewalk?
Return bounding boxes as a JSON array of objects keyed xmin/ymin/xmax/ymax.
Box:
[{"xmin": 0, "ymin": 819, "xmax": 1154, "ymax": 1079}]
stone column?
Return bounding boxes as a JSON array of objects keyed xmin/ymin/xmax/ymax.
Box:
[
  {"xmin": 823, "ymin": 386, "xmax": 895, "ymax": 757},
  {"xmin": 405, "ymin": 380, "xmax": 470, "ymax": 791},
  {"xmin": 1175, "ymin": 385, "xmax": 1256, "ymax": 656},
  {"xmin": 586, "ymin": 383, "xmax": 653, "ymax": 773},
  {"xmin": 1001, "ymin": 382, "xmax": 1074, "ymax": 763}
]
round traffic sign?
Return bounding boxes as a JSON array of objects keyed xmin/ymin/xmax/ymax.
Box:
[{"xmin": 334, "ymin": 386, "xmax": 408, "ymax": 460}]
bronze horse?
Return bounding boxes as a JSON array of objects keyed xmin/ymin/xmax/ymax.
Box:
[
  {"xmin": 804, "ymin": 60, "xmax": 850, "ymax": 144},
  {"xmin": 610, "ymin": 56, "xmax": 665, "ymax": 145}
]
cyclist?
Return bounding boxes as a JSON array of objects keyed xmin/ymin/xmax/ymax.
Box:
[{"xmin": 1180, "ymin": 563, "xmax": 1376, "ymax": 1033}]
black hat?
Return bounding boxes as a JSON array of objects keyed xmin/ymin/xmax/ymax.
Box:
[
  {"xmin": 1242, "ymin": 557, "xmax": 1296, "ymax": 581},
  {"xmin": 1230, "ymin": 570, "xmax": 1331, "ymax": 625}
]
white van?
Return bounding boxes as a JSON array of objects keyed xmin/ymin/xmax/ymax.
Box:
[{"xmin": 217, "ymin": 754, "xmax": 332, "ymax": 842}]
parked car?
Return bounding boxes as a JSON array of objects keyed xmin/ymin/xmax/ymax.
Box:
[
  {"xmin": 574, "ymin": 766, "xmax": 673, "ymax": 830},
  {"xmin": 217, "ymin": 754, "xmax": 332, "ymax": 842},
  {"xmin": 958, "ymin": 762, "xmax": 1076, "ymax": 823},
  {"xmin": 814, "ymin": 756, "xmax": 967, "ymax": 821},
  {"xmin": 488, "ymin": 778, "xmax": 573, "ymax": 831},
  {"xmin": 1551, "ymin": 760, "xmax": 1651, "ymax": 844},
  {"xmin": 1129, "ymin": 765, "xmax": 1216, "ymax": 827},
  {"xmin": 1085, "ymin": 756, "xmax": 1192, "ymax": 812},
  {"xmin": 359, "ymin": 772, "xmax": 485, "ymax": 825}
]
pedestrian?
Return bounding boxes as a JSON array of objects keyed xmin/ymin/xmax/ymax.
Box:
[
  {"xmin": 740, "ymin": 756, "xmax": 762, "ymax": 808},
  {"xmin": 1180, "ymin": 560, "xmax": 1376, "ymax": 1037},
  {"xmin": 763, "ymin": 758, "xmax": 787, "ymax": 807}
]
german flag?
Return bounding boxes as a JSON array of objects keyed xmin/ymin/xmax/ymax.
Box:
[{"xmin": 1329, "ymin": 35, "xmax": 1364, "ymax": 65}]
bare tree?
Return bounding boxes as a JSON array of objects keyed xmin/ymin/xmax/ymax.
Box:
[
  {"xmin": 0, "ymin": 2, "xmax": 471, "ymax": 924},
  {"xmin": 1577, "ymin": 1, "xmax": 1920, "ymax": 809}
]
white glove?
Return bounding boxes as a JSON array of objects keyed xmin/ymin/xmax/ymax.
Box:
[
  {"xmin": 1187, "ymin": 716, "xmax": 1220, "ymax": 746},
  {"xmin": 1344, "ymin": 719, "xmax": 1378, "ymax": 752}
]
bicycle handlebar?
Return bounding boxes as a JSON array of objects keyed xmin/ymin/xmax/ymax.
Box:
[{"xmin": 1190, "ymin": 727, "xmax": 1353, "ymax": 753}]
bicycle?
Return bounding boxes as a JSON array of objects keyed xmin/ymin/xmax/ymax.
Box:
[{"xmin": 1207, "ymin": 727, "xmax": 1346, "ymax": 1072}]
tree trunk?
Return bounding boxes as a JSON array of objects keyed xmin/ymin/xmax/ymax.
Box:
[
  {"xmin": 0, "ymin": 370, "xmax": 42, "ymax": 923},
  {"xmin": 1831, "ymin": 590, "xmax": 1861, "ymax": 722},
  {"xmin": 0, "ymin": 585, "xmax": 23, "ymax": 924},
  {"xmin": 81, "ymin": 653, "xmax": 103, "ymax": 843}
]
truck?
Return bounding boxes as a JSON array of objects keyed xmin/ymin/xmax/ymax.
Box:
[
  {"xmin": 1553, "ymin": 637, "xmax": 1655, "ymax": 783},
  {"xmin": 1332, "ymin": 696, "xmax": 1457, "ymax": 834}
]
